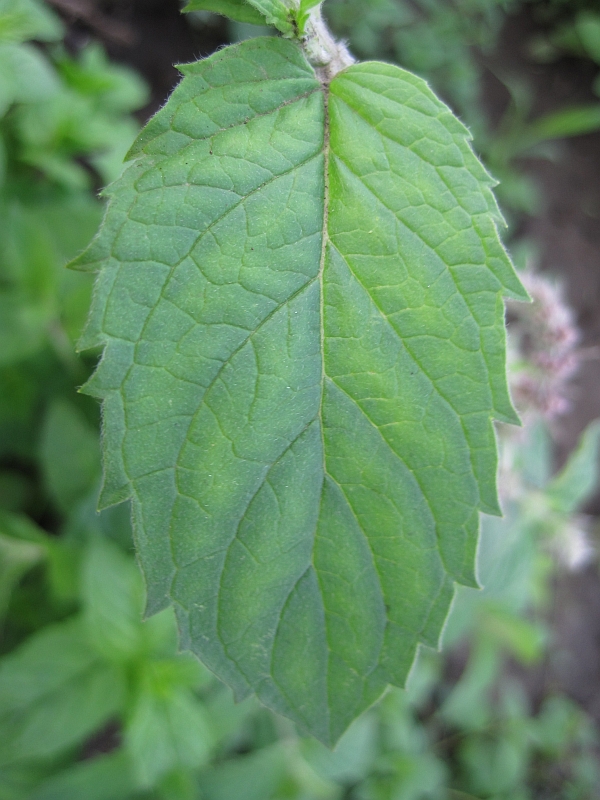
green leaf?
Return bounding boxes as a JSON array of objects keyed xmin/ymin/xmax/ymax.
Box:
[
  {"xmin": 29, "ymin": 751, "xmax": 135, "ymax": 800},
  {"xmin": 0, "ymin": 0, "xmax": 63, "ymax": 44},
  {"xmin": 40, "ymin": 399, "xmax": 100, "ymax": 514},
  {"xmin": 183, "ymin": 0, "xmax": 267, "ymax": 27},
  {"xmin": 547, "ymin": 421, "xmax": 600, "ymax": 514},
  {"xmin": 81, "ymin": 535, "xmax": 146, "ymax": 663},
  {"xmin": 0, "ymin": 617, "xmax": 126, "ymax": 765},
  {"xmin": 296, "ymin": 0, "xmax": 320, "ymax": 34},
  {"xmin": 0, "ymin": 617, "xmax": 96, "ymax": 712},
  {"xmin": 0, "ymin": 661, "xmax": 123, "ymax": 764},
  {"xmin": 524, "ymin": 105, "xmax": 600, "ymax": 147},
  {"xmin": 56, "ymin": 43, "xmax": 149, "ymax": 115},
  {"xmin": 81, "ymin": 535, "xmax": 184, "ymax": 663},
  {"xmin": 576, "ymin": 11, "xmax": 600, "ymax": 63},
  {"xmin": 245, "ymin": 0, "xmax": 293, "ymax": 35},
  {"xmin": 125, "ymin": 660, "xmax": 212, "ymax": 789},
  {"xmin": 74, "ymin": 37, "xmax": 526, "ymax": 744},
  {"xmin": 0, "ymin": 511, "xmax": 46, "ymax": 621},
  {"xmin": 197, "ymin": 745, "xmax": 287, "ymax": 800},
  {"xmin": 300, "ymin": 713, "xmax": 378, "ymax": 784},
  {"xmin": 0, "ymin": 43, "xmax": 59, "ymax": 117}
]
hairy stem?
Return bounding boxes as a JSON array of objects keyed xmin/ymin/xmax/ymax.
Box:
[{"xmin": 300, "ymin": 5, "xmax": 354, "ymax": 80}]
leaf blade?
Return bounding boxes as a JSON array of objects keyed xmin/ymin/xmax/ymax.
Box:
[
  {"xmin": 244, "ymin": 0, "xmax": 294, "ymax": 34},
  {"xmin": 183, "ymin": 0, "xmax": 267, "ymax": 27},
  {"xmin": 75, "ymin": 38, "xmax": 525, "ymax": 744}
]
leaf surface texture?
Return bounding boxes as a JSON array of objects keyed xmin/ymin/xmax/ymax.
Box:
[{"xmin": 74, "ymin": 37, "xmax": 526, "ymax": 744}]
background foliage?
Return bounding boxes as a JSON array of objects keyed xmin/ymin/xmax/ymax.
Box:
[{"xmin": 1, "ymin": 0, "xmax": 600, "ymax": 798}]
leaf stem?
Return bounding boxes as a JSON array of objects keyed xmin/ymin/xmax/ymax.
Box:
[{"xmin": 300, "ymin": 5, "xmax": 354, "ymax": 80}]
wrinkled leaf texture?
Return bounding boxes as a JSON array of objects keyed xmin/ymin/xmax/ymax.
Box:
[{"xmin": 72, "ymin": 37, "xmax": 527, "ymax": 745}]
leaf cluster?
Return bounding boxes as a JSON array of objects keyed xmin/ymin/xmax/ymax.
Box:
[{"xmin": 1, "ymin": 2, "xmax": 600, "ymax": 799}]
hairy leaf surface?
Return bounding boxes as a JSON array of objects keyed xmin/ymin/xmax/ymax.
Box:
[{"xmin": 73, "ymin": 36, "xmax": 526, "ymax": 744}]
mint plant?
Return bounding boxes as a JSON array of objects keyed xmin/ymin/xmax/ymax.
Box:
[{"xmin": 74, "ymin": 0, "xmax": 528, "ymax": 744}]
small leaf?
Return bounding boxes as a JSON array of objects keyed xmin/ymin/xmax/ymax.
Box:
[
  {"xmin": 576, "ymin": 11, "xmax": 600, "ymax": 63},
  {"xmin": 0, "ymin": 617, "xmax": 126, "ymax": 765},
  {"xmin": 40, "ymin": 399, "xmax": 100, "ymax": 514},
  {"xmin": 296, "ymin": 0, "xmax": 321, "ymax": 35},
  {"xmin": 81, "ymin": 536, "xmax": 146, "ymax": 662},
  {"xmin": 300, "ymin": 0, "xmax": 321, "ymax": 11},
  {"xmin": 0, "ymin": 617, "xmax": 96, "ymax": 712},
  {"xmin": 197, "ymin": 745, "xmax": 287, "ymax": 800},
  {"xmin": 0, "ymin": 510, "xmax": 46, "ymax": 621},
  {"xmin": 0, "ymin": 0, "xmax": 63, "ymax": 44},
  {"xmin": 245, "ymin": 0, "xmax": 294, "ymax": 34},
  {"xmin": 0, "ymin": 663, "xmax": 125, "ymax": 764},
  {"xmin": 30, "ymin": 751, "xmax": 135, "ymax": 800},
  {"xmin": 183, "ymin": 0, "xmax": 267, "ymax": 27},
  {"xmin": 0, "ymin": 42, "xmax": 59, "ymax": 116},
  {"xmin": 300, "ymin": 714, "xmax": 378, "ymax": 784},
  {"xmin": 125, "ymin": 661, "xmax": 212, "ymax": 789},
  {"xmin": 75, "ymin": 37, "xmax": 525, "ymax": 744},
  {"xmin": 547, "ymin": 421, "xmax": 600, "ymax": 513},
  {"xmin": 525, "ymin": 105, "xmax": 600, "ymax": 147}
]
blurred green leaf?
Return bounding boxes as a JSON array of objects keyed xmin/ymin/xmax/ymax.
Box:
[
  {"xmin": 358, "ymin": 752, "xmax": 447, "ymax": 800},
  {"xmin": 0, "ymin": 510, "xmax": 46, "ymax": 621},
  {"xmin": 40, "ymin": 399, "xmax": 100, "ymax": 514},
  {"xmin": 0, "ymin": 471, "xmax": 31, "ymax": 513},
  {"xmin": 547, "ymin": 421, "xmax": 600, "ymax": 513},
  {"xmin": 0, "ymin": 0, "xmax": 62, "ymax": 44},
  {"xmin": 519, "ymin": 420, "xmax": 552, "ymax": 489},
  {"xmin": 301, "ymin": 714, "xmax": 378, "ymax": 785},
  {"xmin": 0, "ymin": 202, "xmax": 58, "ymax": 367},
  {"xmin": 125, "ymin": 660, "xmax": 212, "ymax": 789},
  {"xmin": 0, "ymin": 616, "xmax": 126, "ymax": 765},
  {"xmin": 0, "ymin": 661, "xmax": 125, "ymax": 765},
  {"xmin": 156, "ymin": 768, "xmax": 198, "ymax": 800},
  {"xmin": 482, "ymin": 608, "xmax": 546, "ymax": 665},
  {"xmin": 532, "ymin": 695, "xmax": 589, "ymax": 757},
  {"xmin": 81, "ymin": 535, "xmax": 194, "ymax": 665},
  {"xmin": 30, "ymin": 750, "xmax": 136, "ymax": 800},
  {"xmin": 197, "ymin": 745, "xmax": 287, "ymax": 800},
  {"xmin": 575, "ymin": 11, "xmax": 600, "ymax": 63},
  {"xmin": 441, "ymin": 637, "xmax": 500, "ymax": 731},
  {"xmin": 525, "ymin": 105, "xmax": 600, "ymax": 146},
  {"xmin": 203, "ymin": 685, "xmax": 257, "ymax": 749},
  {"xmin": 184, "ymin": 0, "xmax": 266, "ymax": 25},
  {"xmin": 57, "ymin": 44, "xmax": 148, "ymax": 114},
  {"xmin": 81, "ymin": 536, "xmax": 145, "ymax": 663},
  {"xmin": 458, "ymin": 730, "xmax": 530, "ymax": 797},
  {"xmin": 0, "ymin": 42, "xmax": 59, "ymax": 116},
  {"xmin": 0, "ymin": 616, "xmax": 95, "ymax": 711},
  {"xmin": 0, "ymin": 762, "xmax": 50, "ymax": 800}
]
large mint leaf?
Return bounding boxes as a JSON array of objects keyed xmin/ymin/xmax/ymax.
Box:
[{"xmin": 72, "ymin": 37, "xmax": 526, "ymax": 745}]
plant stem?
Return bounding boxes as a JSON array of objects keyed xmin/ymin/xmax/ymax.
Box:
[{"xmin": 300, "ymin": 5, "xmax": 354, "ymax": 80}]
